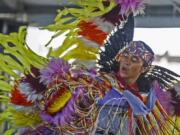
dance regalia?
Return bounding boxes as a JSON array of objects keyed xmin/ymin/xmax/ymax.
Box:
[
  {"xmin": 9, "ymin": 59, "xmax": 180, "ymax": 135},
  {"xmin": 0, "ymin": 0, "xmax": 180, "ymax": 135}
]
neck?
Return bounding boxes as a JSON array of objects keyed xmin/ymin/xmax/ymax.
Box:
[
  {"xmin": 123, "ymin": 77, "xmax": 137, "ymax": 85},
  {"xmin": 116, "ymin": 73, "xmax": 138, "ymax": 86}
]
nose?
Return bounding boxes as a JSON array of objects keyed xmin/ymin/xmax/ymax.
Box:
[{"xmin": 124, "ymin": 56, "xmax": 131, "ymax": 65}]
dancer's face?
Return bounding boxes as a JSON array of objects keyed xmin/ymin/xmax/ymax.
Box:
[{"xmin": 117, "ymin": 52, "xmax": 146, "ymax": 84}]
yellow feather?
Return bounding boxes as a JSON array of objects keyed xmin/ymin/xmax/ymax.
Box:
[
  {"xmin": 47, "ymin": 90, "xmax": 72, "ymax": 114},
  {"xmin": 62, "ymin": 39, "xmax": 98, "ymax": 61}
]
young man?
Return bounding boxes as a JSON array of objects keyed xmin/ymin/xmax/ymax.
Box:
[
  {"xmin": 95, "ymin": 36, "xmax": 180, "ymax": 134},
  {"xmin": 96, "ymin": 40, "xmax": 155, "ymax": 135},
  {"xmin": 38, "ymin": 40, "xmax": 179, "ymax": 135}
]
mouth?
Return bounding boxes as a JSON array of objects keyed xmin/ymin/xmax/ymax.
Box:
[{"xmin": 121, "ymin": 66, "xmax": 128, "ymax": 73}]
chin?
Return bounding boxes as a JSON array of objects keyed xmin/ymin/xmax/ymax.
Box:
[{"xmin": 119, "ymin": 72, "xmax": 128, "ymax": 78}]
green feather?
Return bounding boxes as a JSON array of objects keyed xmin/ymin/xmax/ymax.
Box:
[{"xmin": 0, "ymin": 80, "xmax": 12, "ymax": 92}]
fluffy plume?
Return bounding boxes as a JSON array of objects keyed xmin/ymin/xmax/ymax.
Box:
[
  {"xmin": 116, "ymin": 0, "xmax": 145, "ymax": 15},
  {"xmin": 40, "ymin": 58, "xmax": 70, "ymax": 85}
]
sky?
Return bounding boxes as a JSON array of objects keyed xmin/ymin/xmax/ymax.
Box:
[
  {"xmin": 26, "ymin": 27, "xmax": 180, "ymax": 74},
  {"xmin": 134, "ymin": 28, "xmax": 180, "ymax": 56}
]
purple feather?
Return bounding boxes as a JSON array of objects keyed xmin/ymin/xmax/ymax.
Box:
[
  {"xmin": 152, "ymin": 81, "xmax": 174, "ymax": 115},
  {"xmin": 40, "ymin": 58, "xmax": 70, "ymax": 85},
  {"xmin": 116, "ymin": 0, "xmax": 145, "ymax": 15}
]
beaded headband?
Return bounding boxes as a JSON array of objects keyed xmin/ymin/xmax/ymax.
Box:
[{"xmin": 117, "ymin": 41, "xmax": 155, "ymax": 66}]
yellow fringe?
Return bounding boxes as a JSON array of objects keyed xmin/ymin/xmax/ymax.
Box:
[{"xmin": 10, "ymin": 109, "xmax": 42, "ymax": 127}]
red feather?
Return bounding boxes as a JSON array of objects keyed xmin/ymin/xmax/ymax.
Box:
[
  {"xmin": 78, "ymin": 21, "xmax": 107, "ymax": 45},
  {"xmin": 10, "ymin": 85, "xmax": 33, "ymax": 106}
]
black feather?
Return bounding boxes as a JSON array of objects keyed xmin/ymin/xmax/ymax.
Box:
[{"xmin": 97, "ymin": 13, "xmax": 134, "ymax": 72}]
